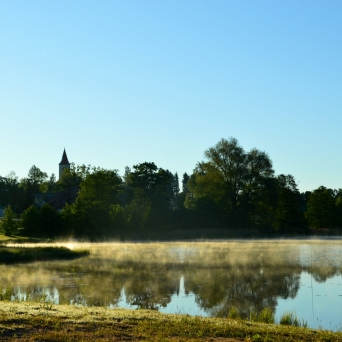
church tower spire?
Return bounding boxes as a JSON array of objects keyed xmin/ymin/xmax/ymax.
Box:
[{"xmin": 59, "ymin": 149, "xmax": 70, "ymax": 180}]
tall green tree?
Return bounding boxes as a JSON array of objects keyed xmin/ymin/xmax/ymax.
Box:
[
  {"xmin": 57, "ymin": 163, "xmax": 92, "ymax": 190},
  {"xmin": 182, "ymin": 173, "xmax": 190, "ymax": 194},
  {"xmin": 18, "ymin": 166, "xmax": 48, "ymax": 209},
  {"xmin": 28, "ymin": 165, "xmax": 48, "ymax": 193},
  {"xmin": 172, "ymin": 172, "xmax": 180, "ymax": 196},
  {"xmin": 0, "ymin": 206, "xmax": 18, "ymax": 236},
  {"xmin": 20, "ymin": 204, "xmax": 62, "ymax": 237},
  {"xmin": 306, "ymin": 186, "xmax": 337, "ymax": 228},
  {"xmin": 46, "ymin": 173, "xmax": 57, "ymax": 193},
  {"xmin": 129, "ymin": 162, "xmax": 169, "ymax": 195},
  {"xmin": 40, "ymin": 204, "xmax": 61, "ymax": 237},
  {"xmin": 186, "ymin": 138, "xmax": 274, "ymax": 228},
  {"xmin": 273, "ymin": 175, "xmax": 305, "ymax": 233},
  {"xmin": 0, "ymin": 172, "xmax": 22, "ymax": 212},
  {"xmin": 68, "ymin": 168, "xmax": 123, "ymax": 237},
  {"xmin": 21, "ymin": 205, "xmax": 41, "ymax": 236},
  {"xmin": 127, "ymin": 162, "xmax": 172, "ymax": 230}
]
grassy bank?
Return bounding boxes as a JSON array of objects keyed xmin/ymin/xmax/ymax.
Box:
[
  {"xmin": 0, "ymin": 246, "xmax": 89, "ymax": 264},
  {"xmin": 0, "ymin": 302, "xmax": 341, "ymax": 341},
  {"xmin": 0, "ymin": 234, "xmax": 46, "ymax": 243}
]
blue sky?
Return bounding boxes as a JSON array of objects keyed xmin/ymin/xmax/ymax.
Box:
[{"xmin": 1, "ymin": 1, "xmax": 341, "ymax": 192}]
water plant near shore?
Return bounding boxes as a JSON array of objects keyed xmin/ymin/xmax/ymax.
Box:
[
  {"xmin": 280, "ymin": 311, "xmax": 308, "ymax": 327},
  {"xmin": 250, "ymin": 307, "xmax": 275, "ymax": 324},
  {"xmin": 228, "ymin": 306, "xmax": 307, "ymax": 328}
]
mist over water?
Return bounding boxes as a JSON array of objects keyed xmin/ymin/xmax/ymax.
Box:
[{"xmin": 2, "ymin": 240, "xmax": 342, "ymax": 331}]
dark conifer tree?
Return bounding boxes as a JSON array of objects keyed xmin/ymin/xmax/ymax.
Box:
[
  {"xmin": 172, "ymin": 172, "xmax": 180, "ymax": 196},
  {"xmin": 182, "ymin": 173, "xmax": 190, "ymax": 194}
]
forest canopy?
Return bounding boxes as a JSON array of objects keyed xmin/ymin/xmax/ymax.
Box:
[{"xmin": 1, "ymin": 137, "xmax": 342, "ymax": 239}]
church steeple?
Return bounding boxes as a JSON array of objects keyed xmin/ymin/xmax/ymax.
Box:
[
  {"xmin": 59, "ymin": 149, "xmax": 71, "ymax": 180},
  {"xmin": 59, "ymin": 149, "xmax": 70, "ymax": 166}
]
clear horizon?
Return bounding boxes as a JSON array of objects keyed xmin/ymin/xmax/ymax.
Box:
[{"xmin": 1, "ymin": 1, "xmax": 341, "ymax": 192}]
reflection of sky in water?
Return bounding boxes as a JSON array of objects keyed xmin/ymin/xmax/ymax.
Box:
[
  {"xmin": 110, "ymin": 276, "xmax": 209, "ymax": 316},
  {"xmin": 159, "ymin": 276, "xmax": 208, "ymax": 316},
  {"xmin": 276, "ymin": 272, "xmax": 342, "ymax": 331},
  {"xmin": 13, "ymin": 286, "xmax": 59, "ymax": 304}
]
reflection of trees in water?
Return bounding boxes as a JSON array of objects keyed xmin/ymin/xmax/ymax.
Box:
[
  {"xmin": 184, "ymin": 264, "xmax": 301, "ymax": 318},
  {"xmin": 124, "ymin": 268, "xmax": 181, "ymax": 310},
  {"xmin": 1, "ymin": 242, "xmax": 342, "ymax": 315},
  {"xmin": 300, "ymin": 244, "xmax": 342, "ymax": 282},
  {"xmin": 309, "ymin": 266, "xmax": 341, "ymax": 283}
]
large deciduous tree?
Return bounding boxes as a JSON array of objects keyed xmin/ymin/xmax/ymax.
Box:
[
  {"xmin": 27, "ymin": 165, "xmax": 48, "ymax": 193},
  {"xmin": 67, "ymin": 168, "xmax": 124, "ymax": 237},
  {"xmin": 306, "ymin": 186, "xmax": 336, "ymax": 228},
  {"xmin": 57, "ymin": 163, "xmax": 92, "ymax": 190},
  {"xmin": 21, "ymin": 205, "xmax": 41, "ymax": 236},
  {"xmin": 273, "ymin": 174, "xmax": 306, "ymax": 233},
  {"xmin": 21, "ymin": 204, "xmax": 62, "ymax": 237},
  {"xmin": 126, "ymin": 162, "xmax": 172, "ymax": 230},
  {"xmin": 19, "ymin": 165, "xmax": 48, "ymax": 209},
  {"xmin": 185, "ymin": 138, "xmax": 274, "ymax": 228}
]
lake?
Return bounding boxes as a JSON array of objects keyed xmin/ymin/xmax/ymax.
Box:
[{"xmin": 2, "ymin": 239, "xmax": 342, "ymax": 331}]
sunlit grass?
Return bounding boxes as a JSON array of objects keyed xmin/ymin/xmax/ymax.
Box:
[
  {"xmin": 0, "ymin": 301, "xmax": 340, "ymax": 341},
  {"xmin": 250, "ymin": 307, "xmax": 275, "ymax": 324}
]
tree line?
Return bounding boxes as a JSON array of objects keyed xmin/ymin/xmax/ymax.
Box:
[{"xmin": 1, "ymin": 137, "xmax": 342, "ymax": 238}]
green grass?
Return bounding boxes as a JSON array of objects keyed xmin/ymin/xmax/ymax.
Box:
[
  {"xmin": 0, "ymin": 301, "xmax": 341, "ymax": 341},
  {"xmin": 0, "ymin": 246, "xmax": 89, "ymax": 264},
  {"xmin": 228, "ymin": 306, "xmax": 240, "ymax": 319},
  {"xmin": 250, "ymin": 307, "xmax": 275, "ymax": 324}
]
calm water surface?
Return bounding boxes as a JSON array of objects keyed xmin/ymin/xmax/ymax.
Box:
[{"xmin": 2, "ymin": 240, "xmax": 342, "ymax": 331}]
